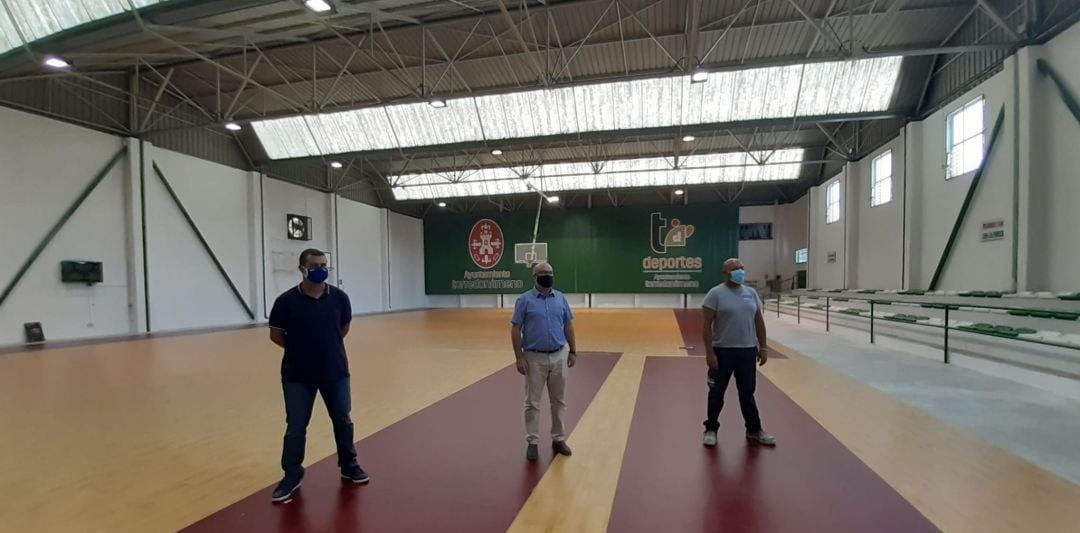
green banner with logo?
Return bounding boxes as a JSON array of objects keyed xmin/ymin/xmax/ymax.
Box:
[{"xmin": 423, "ymin": 205, "xmax": 738, "ymax": 294}]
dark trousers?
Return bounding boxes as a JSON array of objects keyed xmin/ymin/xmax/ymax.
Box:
[
  {"xmin": 704, "ymin": 347, "xmax": 762, "ymax": 433},
  {"xmin": 281, "ymin": 378, "xmax": 358, "ymax": 479}
]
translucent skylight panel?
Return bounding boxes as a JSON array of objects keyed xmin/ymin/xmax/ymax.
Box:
[
  {"xmin": 385, "ymin": 99, "xmax": 483, "ymax": 148},
  {"xmin": 352, "ymin": 107, "xmax": 397, "ymax": 150},
  {"xmin": 389, "ymin": 148, "xmax": 803, "ymax": 199},
  {"xmin": 312, "ymin": 112, "xmax": 367, "ymax": 153},
  {"xmin": 252, "ymin": 116, "xmax": 319, "ymax": 159},
  {"xmin": 762, "ymin": 65, "xmax": 802, "ymax": 117},
  {"xmin": 826, "ymin": 59, "xmax": 875, "ymax": 115},
  {"xmin": 611, "ymin": 78, "xmax": 641, "ymax": 130},
  {"xmin": 544, "ymin": 162, "xmax": 594, "ymax": 177},
  {"xmin": 473, "ymin": 93, "xmax": 510, "ymax": 140},
  {"xmin": 257, "ymin": 59, "xmax": 900, "ymax": 160},
  {"xmin": 0, "ymin": 0, "xmax": 170, "ymax": 55},
  {"xmin": 797, "ymin": 62, "xmax": 841, "ymax": 116},
  {"xmin": 861, "ymin": 57, "xmax": 902, "ymax": 111},
  {"xmin": 532, "ymin": 88, "xmax": 569, "ymax": 137},
  {"xmin": 573, "ymin": 83, "xmax": 617, "ymax": 132}
]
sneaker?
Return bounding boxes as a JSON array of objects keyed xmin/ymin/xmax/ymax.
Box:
[
  {"xmin": 271, "ymin": 475, "xmax": 303, "ymax": 503},
  {"xmin": 703, "ymin": 430, "xmax": 718, "ymax": 447},
  {"xmin": 341, "ymin": 466, "xmax": 370, "ymax": 484},
  {"xmin": 746, "ymin": 431, "xmax": 777, "ymax": 446},
  {"xmin": 552, "ymin": 440, "xmax": 572, "ymax": 457},
  {"xmin": 526, "ymin": 443, "xmax": 539, "ymax": 461}
]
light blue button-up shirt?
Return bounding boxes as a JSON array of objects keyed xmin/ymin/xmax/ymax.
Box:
[{"xmin": 511, "ymin": 288, "xmax": 574, "ymax": 352}]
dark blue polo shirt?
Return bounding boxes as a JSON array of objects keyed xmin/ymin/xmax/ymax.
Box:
[{"xmin": 269, "ymin": 284, "xmax": 352, "ymax": 384}]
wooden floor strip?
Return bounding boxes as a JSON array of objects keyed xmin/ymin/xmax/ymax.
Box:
[
  {"xmin": 765, "ymin": 341, "xmax": 1080, "ymax": 533},
  {"xmin": 507, "ymin": 354, "xmax": 647, "ymax": 533}
]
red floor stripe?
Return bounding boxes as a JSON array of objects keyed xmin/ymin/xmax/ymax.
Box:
[
  {"xmin": 183, "ymin": 353, "xmax": 620, "ymax": 533},
  {"xmin": 608, "ymin": 357, "xmax": 938, "ymax": 533},
  {"xmin": 673, "ymin": 308, "xmax": 707, "ymax": 356},
  {"xmin": 673, "ymin": 309, "xmax": 786, "ymax": 359}
]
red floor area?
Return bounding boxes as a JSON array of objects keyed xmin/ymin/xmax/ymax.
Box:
[
  {"xmin": 183, "ymin": 353, "xmax": 620, "ymax": 533},
  {"xmin": 607, "ymin": 357, "xmax": 937, "ymax": 533},
  {"xmin": 673, "ymin": 309, "xmax": 785, "ymax": 359}
]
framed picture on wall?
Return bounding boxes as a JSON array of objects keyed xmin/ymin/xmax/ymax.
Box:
[
  {"xmin": 739, "ymin": 222, "xmax": 773, "ymax": 241},
  {"xmin": 286, "ymin": 214, "xmax": 312, "ymax": 241}
]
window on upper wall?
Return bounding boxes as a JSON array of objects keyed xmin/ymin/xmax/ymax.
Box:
[
  {"xmin": 825, "ymin": 180, "xmax": 841, "ymax": 224},
  {"xmin": 946, "ymin": 97, "xmax": 985, "ymax": 179},
  {"xmin": 871, "ymin": 150, "xmax": 893, "ymax": 206},
  {"xmin": 795, "ymin": 248, "xmax": 808, "ymax": 264}
]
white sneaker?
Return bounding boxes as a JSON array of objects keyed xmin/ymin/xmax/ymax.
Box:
[{"xmin": 703, "ymin": 430, "xmax": 718, "ymax": 447}]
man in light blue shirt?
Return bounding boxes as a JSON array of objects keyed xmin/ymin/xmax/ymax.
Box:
[
  {"xmin": 701, "ymin": 258, "xmax": 776, "ymax": 448},
  {"xmin": 510, "ymin": 262, "xmax": 577, "ymax": 462}
]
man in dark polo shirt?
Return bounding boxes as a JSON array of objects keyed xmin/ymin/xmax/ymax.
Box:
[{"xmin": 268, "ymin": 248, "xmax": 368, "ymax": 503}]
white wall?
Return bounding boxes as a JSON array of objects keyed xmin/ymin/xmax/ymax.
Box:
[
  {"xmin": 849, "ymin": 133, "xmax": 906, "ymax": 289},
  {"xmin": 0, "ymin": 106, "xmax": 427, "ymax": 347},
  {"xmin": 387, "ymin": 211, "xmax": 435, "ymax": 310},
  {"xmin": 738, "ymin": 205, "xmax": 777, "ymax": 287},
  {"xmin": 907, "ymin": 63, "xmax": 1017, "ymax": 291},
  {"xmin": 809, "ymin": 169, "xmax": 847, "ymax": 289},
  {"xmin": 262, "ymin": 179, "xmax": 334, "ymax": 304},
  {"xmin": 775, "ymin": 195, "xmax": 809, "ymax": 285},
  {"xmin": 802, "ymin": 24, "xmax": 1080, "ymax": 292},
  {"xmin": 144, "ymin": 146, "xmax": 260, "ymax": 331},
  {"xmin": 337, "ymin": 197, "xmax": 389, "ymax": 313},
  {"xmin": 1024, "ymin": 22, "xmax": 1080, "ymax": 291},
  {"xmin": 0, "ymin": 107, "xmax": 130, "ymax": 345}
]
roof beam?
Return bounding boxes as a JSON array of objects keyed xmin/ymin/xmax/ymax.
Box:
[
  {"xmin": 785, "ymin": 0, "xmax": 846, "ymax": 53},
  {"xmin": 975, "ymin": 0, "xmax": 1021, "ymax": 40}
]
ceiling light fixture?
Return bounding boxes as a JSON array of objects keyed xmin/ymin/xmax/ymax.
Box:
[
  {"xmin": 429, "ymin": 97, "xmax": 447, "ymax": 108},
  {"xmin": 304, "ymin": 0, "xmax": 333, "ymax": 13},
  {"xmin": 690, "ymin": 68, "xmax": 708, "ymax": 83},
  {"xmin": 437, "ymin": 201, "xmax": 447, "ymax": 207},
  {"xmin": 674, "ymin": 189, "xmax": 685, "ymax": 196},
  {"xmin": 491, "ymin": 149, "xmax": 503, "ymax": 156},
  {"xmin": 330, "ymin": 161, "xmax": 343, "ymax": 169},
  {"xmin": 682, "ymin": 135, "xmax": 696, "ymax": 142},
  {"xmin": 546, "ymin": 195, "xmax": 560, "ymax": 204},
  {"xmin": 224, "ymin": 122, "xmax": 242, "ymax": 131},
  {"xmin": 43, "ymin": 56, "xmax": 70, "ymax": 69}
]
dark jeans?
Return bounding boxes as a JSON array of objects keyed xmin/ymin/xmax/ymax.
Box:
[
  {"xmin": 281, "ymin": 378, "xmax": 358, "ymax": 479},
  {"xmin": 703, "ymin": 347, "xmax": 762, "ymax": 433}
]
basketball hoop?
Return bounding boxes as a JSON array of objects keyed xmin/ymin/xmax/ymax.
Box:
[{"xmin": 515, "ymin": 242, "xmax": 548, "ymax": 269}]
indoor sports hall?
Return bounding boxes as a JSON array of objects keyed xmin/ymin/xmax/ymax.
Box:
[{"xmin": 0, "ymin": 1, "xmax": 1078, "ymax": 532}]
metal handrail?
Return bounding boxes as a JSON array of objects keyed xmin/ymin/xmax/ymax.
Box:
[{"xmin": 770, "ymin": 292, "xmax": 1080, "ymax": 366}]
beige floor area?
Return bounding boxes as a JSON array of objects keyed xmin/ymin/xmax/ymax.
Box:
[{"xmin": 0, "ymin": 309, "xmax": 1077, "ymax": 532}]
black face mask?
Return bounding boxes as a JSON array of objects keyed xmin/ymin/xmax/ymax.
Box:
[{"xmin": 536, "ymin": 275, "xmax": 554, "ymax": 288}]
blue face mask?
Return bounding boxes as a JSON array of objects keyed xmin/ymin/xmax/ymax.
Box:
[
  {"xmin": 730, "ymin": 269, "xmax": 746, "ymax": 284},
  {"xmin": 305, "ymin": 266, "xmax": 329, "ymax": 284}
]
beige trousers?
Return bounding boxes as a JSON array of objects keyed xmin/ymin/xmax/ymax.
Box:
[{"xmin": 523, "ymin": 346, "xmax": 569, "ymax": 445}]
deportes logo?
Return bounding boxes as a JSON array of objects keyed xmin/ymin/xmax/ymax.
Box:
[
  {"xmin": 649, "ymin": 212, "xmax": 695, "ymax": 254},
  {"xmin": 468, "ymin": 219, "xmax": 504, "ymax": 269}
]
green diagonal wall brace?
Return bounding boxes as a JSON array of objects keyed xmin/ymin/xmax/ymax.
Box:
[
  {"xmin": 1036, "ymin": 59, "xmax": 1080, "ymax": 127},
  {"xmin": 928, "ymin": 105, "xmax": 1006, "ymax": 291},
  {"xmin": 0, "ymin": 148, "xmax": 126, "ymax": 309},
  {"xmin": 152, "ymin": 162, "xmax": 256, "ymax": 321}
]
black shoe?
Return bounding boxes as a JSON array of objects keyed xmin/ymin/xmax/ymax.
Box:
[
  {"xmin": 341, "ymin": 466, "xmax": 370, "ymax": 484},
  {"xmin": 553, "ymin": 440, "xmax": 572, "ymax": 457},
  {"xmin": 526, "ymin": 444, "xmax": 539, "ymax": 461},
  {"xmin": 271, "ymin": 474, "xmax": 303, "ymax": 503}
]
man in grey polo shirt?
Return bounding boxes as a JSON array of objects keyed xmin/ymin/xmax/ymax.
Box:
[
  {"xmin": 510, "ymin": 261, "xmax": 577, "ymax": 462},
  {"xmin": 701, "ymin": 258, "xmax": 777, "ymax": 447}
]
